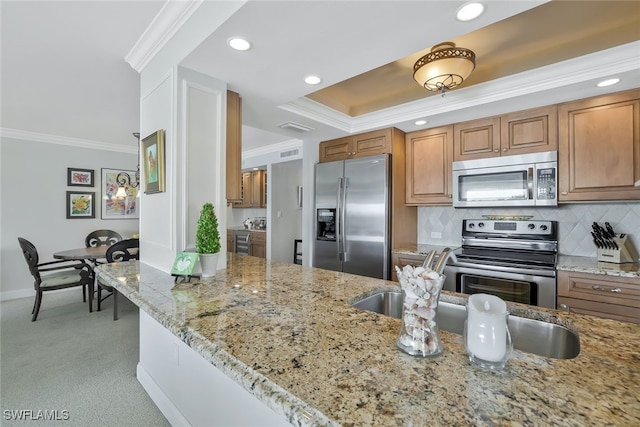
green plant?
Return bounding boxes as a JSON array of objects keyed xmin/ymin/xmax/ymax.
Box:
[{"xmin": 196, "ymin": 202, "xmax": 221, "ymax": 254}]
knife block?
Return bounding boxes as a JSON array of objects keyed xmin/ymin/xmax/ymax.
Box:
[{"xmin": 596, "ymin": 235, "xmax": 639, "ymax": 264}]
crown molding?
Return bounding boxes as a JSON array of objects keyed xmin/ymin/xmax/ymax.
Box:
[
  {"xmin": 0, "ymin": 128, "xmax": 137, "ymax": 154},
  {"xmin": 281, "ymin": 41, "xmax": 640, "ymax": 134},
  {"xmin": 243, "ymin": 138, "xmax": 303, "ymax": 159},
  {"xmin": 125, "ymin": 0, "xmax": 205, "ymax": 73}
]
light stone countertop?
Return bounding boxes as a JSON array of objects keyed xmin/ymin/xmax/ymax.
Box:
[
  {"xmin": 557, "ymin": 255, "xmax": 640, "ymax": 279},
  {"xmin": 95, "ymin": 255, "xmax": 640, "ymax": 426}
]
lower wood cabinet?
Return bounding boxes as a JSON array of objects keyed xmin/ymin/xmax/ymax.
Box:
[
  {"xmin": 557, "ymin": 270, "xmax": 640, "ymax": 324},
  {"xmin": 226, "ymin": 229, "xmax": 234, "ymax": 253},
  {"xmin": 250, "ymin": 231, "xmax": 266, "ymax": 258},
  {"xmin": 390, "ymin": 253, "xmax": 427, "ymax": 281}
]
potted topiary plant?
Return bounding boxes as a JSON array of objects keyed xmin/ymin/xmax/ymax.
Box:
[{"xmin": 196, "ymin": 202, "xmax": 221, "ymax": 277}]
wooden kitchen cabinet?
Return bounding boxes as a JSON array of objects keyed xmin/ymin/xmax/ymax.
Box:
[
  {"xmin": 453, "ymin": 106, "xmax": 557, "ymax": 161},
  {"xmin": 226, "ymin": 90, "xmax": 243, "ymax": 203},
  {"xmin": 390, "ymin": 253, "xmax": 427, "ymax": 281},
  {"xmin": 405, "ymin": 125, "xmax": 454, "ymax": 205},
  {"xmin": 226, "ymin": 229, "xmax": 235, "ymax": 253},
  {"xmin": 319, "ymin": 128, "xmax": 392, "ymax": 162},
  {"xmin": 250, "ymin": 231, "xmax": 266, "ymax": 258},
  {"xmin": 233, "ymin": 170, "xmax": 267, "ymax": 208},
  {"xmin": 557, "ymin": 270, "xmax": 640, "ymax": 324},
  {"xmin": 558, "ymin": 89, "xmax": 640, "ymax": 202}
]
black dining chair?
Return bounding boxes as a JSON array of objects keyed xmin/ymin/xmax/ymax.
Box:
[
  {"xmin": 85, "ymin": 229, "xmax": 122, "ymax": 248},
  {"xmin": 18, "ymin": 237, "xmax": 94, "ymax": 321},
  {"xmin": 97, "ymin": 238, "xmax": 139, "ymax": 320}
]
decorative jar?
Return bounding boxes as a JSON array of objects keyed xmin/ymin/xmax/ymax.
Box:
[{"xmin": 395, "ymin": 265, "xmax": 445, "ymax": 357}]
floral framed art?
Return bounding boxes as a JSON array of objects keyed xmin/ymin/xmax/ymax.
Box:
[
  {"xmin": 66, "ymin": 191, "xmax": 95, "ymax": 219},
  {"xmin": 101, "ymin": 168, "xmax": 139, "ymax": 219},
  {"xmin": 67, "ymin": 168, "xmax": 94, "ymax": 187},
  {"xmin": 142, "ymin": 129, "xmax": 165, "ymax": 194}
]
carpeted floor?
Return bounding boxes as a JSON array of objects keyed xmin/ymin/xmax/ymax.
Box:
[{"xmin": 0, "ymin": 289, "xmax": 170, "ymax": 427}]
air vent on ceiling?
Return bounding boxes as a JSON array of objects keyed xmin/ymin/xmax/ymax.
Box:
[
  {"xmin": 280, "ymin": 149, "xmax": 300, "ymax": 158},
  {"xmin": 277, "ymin": 121, "xmax": 314, "ymax": 133}
]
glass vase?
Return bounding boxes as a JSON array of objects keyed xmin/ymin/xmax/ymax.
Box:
[
  {"xmin": 463, "ymin": 293, "xmax": 513, "ymax": 370},
  {"xmin": 395, "ymin": 266, "xmax": 445, "ymax": 357}
]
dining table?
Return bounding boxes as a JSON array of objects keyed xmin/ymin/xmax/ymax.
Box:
[{"xmin": 53, "ymin": 246, "xmax": 110, "ymax": 311}]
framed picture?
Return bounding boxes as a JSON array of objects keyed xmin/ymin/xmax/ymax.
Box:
[
  {"xmin": 171, "ymin": 252, "xmax": 199, "ymax": 277},
  {"xmin": 67, "ymin": 168, "xmax": 94, "ymax": 187},
  {"xmin": 142, "ymin": 130, "xmax": 166, "ymax": 194},
  {"xmin": 66, "ymin": 191, "xmax": 95, "ymax": 219},
  {"xmin": 101, "ymin": 168, "xmax": 139, "ymax": 219}
]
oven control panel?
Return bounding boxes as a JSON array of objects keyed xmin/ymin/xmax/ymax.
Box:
[{"xmin": 463, "ymin": 219, "xmax": 555, "ymax": 236}]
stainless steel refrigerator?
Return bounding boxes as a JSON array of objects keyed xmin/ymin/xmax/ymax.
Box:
[{"xmin": 313, "ymin": 154, "xmax": 390, "ymax": 279}]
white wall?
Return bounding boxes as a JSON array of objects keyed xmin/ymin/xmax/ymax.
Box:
[{"xmin": 0, "ymin": 137, "xmax": 138, "ymax": 300}]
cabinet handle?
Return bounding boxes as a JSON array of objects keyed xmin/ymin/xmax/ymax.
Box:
[
  {"xmin": 561, "ymin": 191, "xmax": 568, "ymax": 195},
  {"xmin": 592, "ymin": 285, "xmax": 622, "ymax": 293},
  {"xmin": 502, "ymin": 147, "xmax": 507, "ymax": 152},
  {"xmin": 559, "ymin": 303, "xmax": 571, "ymax": 312},
  {"xmin": 493, "ymin": 149, "xmax": 499, "ymax": 153}
]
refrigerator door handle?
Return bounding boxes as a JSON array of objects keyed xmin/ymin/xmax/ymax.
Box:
[
  {"xmin": 341, "ymin": 177, "xmax": 349, "ymax": 263},
  {"xmin": 336, "ymin": 177, "xmax": 343, "ymax": 262}
]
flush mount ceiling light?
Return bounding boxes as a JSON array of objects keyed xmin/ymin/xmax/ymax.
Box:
[
  {"xmin": 228, "ymin": 37, "xmax": 251, "ymax": 51},
  {"xmin": 456, "ymin": 2, "xmax": 485, "ymax": 21},
  {"xmin": 413, "ymin": 42, "xmax": 476, "ymax": 95},
  {"xmin": 414, "ymin": 119, "xmax": 428, "ymax": 126},
  {"xmin": 304, "ymin": 75, "xmax": 322, "ymax": 85},
  {"xmin": 597, "ymin": 78, "xmax": 620, "ymax": 87}
]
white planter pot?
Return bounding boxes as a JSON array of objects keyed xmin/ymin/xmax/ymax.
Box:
[{"xmin": 199, "ymin": 253, "xmax": 219, "ymax": 278}]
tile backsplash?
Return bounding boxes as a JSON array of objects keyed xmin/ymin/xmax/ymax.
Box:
[{"xmin": 417, "ymin": 202, "xmax": 640, "ymax": 257}]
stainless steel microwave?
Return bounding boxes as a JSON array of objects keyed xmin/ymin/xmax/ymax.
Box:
[{"xmin": 452, "ymin": 151, "xmax": 557, "ymax": 208}]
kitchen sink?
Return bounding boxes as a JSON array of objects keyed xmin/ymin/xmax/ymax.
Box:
[{"xmin": 352, "ymin": 291, "xmax": 580, "ymax": 359}]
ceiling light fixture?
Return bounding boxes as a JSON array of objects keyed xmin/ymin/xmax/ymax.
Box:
[
  {"xmin": 597, "ymin": 78, "xmax": 620, "ymax": 87},
  {"xmin": 228, "ymin": 37, "xmax": 251, "ymax": 51},
  {"xmin": 415, "ymin": 119, "xmax": 428, "ymax": 126},
  {"xmin": 413, "ymin": 42, "xmax": 476, "ymax": 95},
  {"xmin": 304, "ymin": 75, "xmax": 322, "ymax": 85},
  {"xmin": 456, "ymin": 2, "xmax": 485, "ymax": 21}
]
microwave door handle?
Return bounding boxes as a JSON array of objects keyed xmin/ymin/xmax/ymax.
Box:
[
  {"xmin": 341, "ymin": 177, "xmax": 349, "ymax": 263},
  {"xmin": 527, "ymin": 167, "xmax": 534, "ymax": 200},
  {"xmin": 336, "ymin": 177, "xmax": 343, "ymax": 262}
]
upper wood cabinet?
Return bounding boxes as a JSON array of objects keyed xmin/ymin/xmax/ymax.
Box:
[
  {"xmin": 233, "ymin": 170, "xmax": 267, "ymax": 208},
  {"xmin": 558, "ymin": 89, "xmax": 640, "ymax": 201},
  {"xmin": 406, "ymin": 126, "xmax": 454, "ymax": 206},
  {"xmin": 226, "ymin": 90, "xmax": 242, "ymax": 203},
  {"xmin": 319, "ymin": 129, "xmax": 392, "ymax": 163},
  {"xmin": 453, "ymin": 106, "xmax": 557, "ymax": 162}
]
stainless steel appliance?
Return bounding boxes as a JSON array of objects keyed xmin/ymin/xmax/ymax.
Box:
[
  {"xmin": 443, "ymin": 218, "xmax": 558, "ymax": 309},
  {"xmin": 234, "ymin": 229, "xmax": 250, "ymax": 254},
  {"xmin": 452, "ymin": 151, "xmax": 557, "ymax": 208},
  {"xmin": 313, "ymin": 154, "xmax": 390, "ymax": 279}
]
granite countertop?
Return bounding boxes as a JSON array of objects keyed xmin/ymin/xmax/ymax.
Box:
[
  {"xmin": 95, "ymin": 256, "xmax": 640, "ymax": 426},
  {"xmin": 558, "ymin": 255, "xmax": 640, "ymax": 279},
  {"xmin": 228, "ymin": 226, "xmax": 266, "ymax": 232}
]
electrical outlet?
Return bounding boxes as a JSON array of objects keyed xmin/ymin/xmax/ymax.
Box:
[{"xmin": 430, "ymin": 231, "xmax": 442, "ymax": 239}]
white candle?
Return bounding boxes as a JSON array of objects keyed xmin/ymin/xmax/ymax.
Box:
[{"xmin": 466, "ymin": 294, "xmax": 508, "ymax": 362}]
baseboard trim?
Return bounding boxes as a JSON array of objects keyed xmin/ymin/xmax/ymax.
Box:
[
  {"xmin": 137, "ymin": 362, "xmax": 190, "ymax": 426},
  {"xmin": 0, "ymin": 288, "xmax": 34, "ymax": 302}
]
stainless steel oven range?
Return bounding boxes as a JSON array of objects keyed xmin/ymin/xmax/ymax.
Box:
[{"xmin": 443, "ymin": 219, "xmax": 558, "ymax": 309}]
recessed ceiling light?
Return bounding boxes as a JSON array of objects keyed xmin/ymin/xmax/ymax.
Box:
[
  {"xmin": 597, "ymin": 78, "xmax": 620, "ymax": 87},
  {"xmin": 228, "ymin": 37, "xmax": 251, "ymax": 51},
  {"xmin": 415, "ymin": 119, "xmax": 428, "ymax": 126},
  {"xmin": 304, "ymin": 75, "xmax": 322, "ymax": 85},
  {"xmin": 456, "ymin": 2, "xmax": 485, "ymax": 21}
]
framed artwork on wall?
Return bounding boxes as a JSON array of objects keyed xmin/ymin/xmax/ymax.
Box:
[
  {"xmin": 101, "ymin": 168, "xmax": 139, "ymax": 219},
  {"xmin": 67, "ymin": 168, "xmax": 94, "ymax": 187},
  {"xmin": 66, "ymin": 191, "xmax": 95, "ymax": 219},
  {"xmin": 142, "ymin": 129, "xmax": 166, "ymax": 194}
]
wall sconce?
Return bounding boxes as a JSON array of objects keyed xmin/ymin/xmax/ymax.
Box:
[{"xmin": 115, "ymin": 132, "xmax": 141, "ymax": 198}]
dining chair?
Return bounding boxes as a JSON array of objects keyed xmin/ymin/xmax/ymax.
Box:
[
  {"xmin": 85, "ymin": 229, "xmax": 122, "ymax": 248},
  {"xmin": 97, "ymin": 238, "xmax": 139, "ymax": 320},
  {"xmin": 17, "ymin": 237, "xmax": 94, "ymax": 321}
]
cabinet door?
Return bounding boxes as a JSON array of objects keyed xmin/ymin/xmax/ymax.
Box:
[
  {"xmin": 226, "ymin": 91, "xmax": 243, "ymax": 203},
  {"xmin": 406, "ymin": 126, "xmax": 453, "ymax": 205},
  {"xmin": 453, "ymin": 117, "xmax": 501, "ymax": 161},
  {"xmin": 226, "ymin": 229, "xmax": 235, "ymax": 253},
  {"xmin": 250, "ymin": 171, "xmax": 264, "ymax": 207},
  {"xmin": 353, "ymin": 129, "xmax": 391, "ymax": 158},
  {"xmin": 558, "ymin": 90, "xmax": 640, "ymax": 201},
  {"xmin": 391, "ymin": 253, "xmax": 427, "ymax": 281},
  {"xmin": 240, "ymin": 172, "xmax": 252, "ymax": 207},
  {"xmin": 319, "ymin": 136, "xmax": 353, "ymax": 163},
  {"xmin": 250, "ymin": 232, "xmax": 266, "ymax": 258},
  {"xmin": 500, "ymin": 105, "xmax": 557, "ymax": 155}
]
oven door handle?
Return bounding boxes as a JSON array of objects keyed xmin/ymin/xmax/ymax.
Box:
[{"xmin": 446, "ymin": 261, "xmax": 556, "ymax": 279}]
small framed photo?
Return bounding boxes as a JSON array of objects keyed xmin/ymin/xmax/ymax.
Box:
[
  {"xmin": 66, "ymin": 191, "xmax": 95, "ymax": 219},
  {"xmin": 171, "ymin": 252, "xmax": 199, "ymax": 277},
  {"xmin": 67, "ymin": 168, "xmax": 94, "ymax": 187},
  {"xmin": 142, "ymin": 130, "xmax": 166, "ymax": 194}
]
